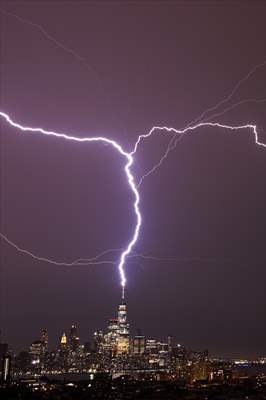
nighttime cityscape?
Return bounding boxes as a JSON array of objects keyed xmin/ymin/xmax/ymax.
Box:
[
  {"xmin": 0, "ymin": 1, "xmax": 266, "ymax": 399},
  {"xmin": 1, "ymin": 296, "xmax": 266, "ymax": 399}
]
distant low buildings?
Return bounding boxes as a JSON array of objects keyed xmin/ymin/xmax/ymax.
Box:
[{"xmin": 4, "ymin": 296, "xmax": 265, "ymax": 391}]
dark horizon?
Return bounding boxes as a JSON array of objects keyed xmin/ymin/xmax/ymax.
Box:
[{"xmin": 0, "ymin": 1, "xmax": 265, "ymax": 359}]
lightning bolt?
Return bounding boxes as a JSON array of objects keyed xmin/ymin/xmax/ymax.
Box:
[
  {"xmin": 132, "ymin": 122, "xmax": 265, "ymax": 156},
  {"xmin": 0, "ymin": 7, "xmax": 100, "ymax": 79},
  {"xmin": 0, "ymin": 111, "xmax": 141, "ymax": 297},
  {"xmin": 184, "ymin": 61, "xmax": 266, "ymax": 129},
  {"xmin": 1, "ymin": 8, "xmax": 265, "ymax": 300},
  {"xmin": 0, "ymin": 232, "xmax": 119, "ymax": 266},
  {"xmin": 0, "ymin": 232, "xmax": 232, "ymax": 267},
  {"xmin": 0, "ymin": 110, "xmax": 265, "ymax": 298},
  {"xmin": 136, "ymin": 62, "xmax": 266, "ymax": 187},
  {"xmin": 136, "ymin": 99, "xmax": 266, "ymax": 189}
]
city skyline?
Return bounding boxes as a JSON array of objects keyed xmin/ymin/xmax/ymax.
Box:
[
  {"xmin": 3, "ymin": 295, "xmax": 266, "ymax": 366},
  {"xmin": 1, "ymin": 293, "xmax": 265, "ymax": 361}
]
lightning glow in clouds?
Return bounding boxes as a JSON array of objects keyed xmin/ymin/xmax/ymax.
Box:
[{"xmin": 0, "ymin": 111, "xmax": 265, "ymax": 297}]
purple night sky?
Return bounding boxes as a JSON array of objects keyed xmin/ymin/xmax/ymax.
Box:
[{"xmin": 0, "ymin": 1, "xmax": 265, "ymax": 358}]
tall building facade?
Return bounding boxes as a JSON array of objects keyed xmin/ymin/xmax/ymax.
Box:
[
  {"xmin": 101, "ymin": 298, "xmax": 131, "ymax": 356},
  {"xmin": 133, "ymin": 335, "xmax": 146, "ymax": 355},
  {"xmin": 1, "ymin": 354, "xmax": 11, "ymax": 382},
  {"xmin": 69, "ymin": 325, "xmax": 80, "ymax": 352},
  {"xmin": 105, "ymin": 318, "xmax": 119, "ymax": 355},
  {"xmin": 40, "ymin": 329, "xmax": 48, "ymax": 351},
  {"xmin": 116, "ymin": 300, "xmax": 130, "ymax": 356},
  {"xmin": 0, "ymin": 343, "xmax": 8, "ymax": 381}
]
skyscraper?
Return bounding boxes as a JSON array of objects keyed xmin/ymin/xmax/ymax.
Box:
[
  {"xmin": 105, "ymin": 318, "xmax": 119, "ymax": 355},
  {"xmin": 59, "ymin": 332, "xmax": 67, "ymax": 349},
  {"xmin": 69, "ymin": 325, "xmax": 79, "ymax": 353},
  {"xmin": 0, "ymin": 342, "xmax": 8, "ymax": 381},
  {"xmin": 117, "ymin": 298, "xmax": 130, "ymax": 356},
  {"xmin": 29, "ymin": 341, "xmax": 44, "ymax": 362},
  {"xmin": 0, "ymin": 343, "xmax": 8, "ymax": 363},
  {"xmin": 1, "ymin": 354, "xmax": 11, "ymax": 382},
  {"xmin": 133, "ymin": 335, "xmax": 146, "ymax": 355},
  {"xmin": 58, "ymin": 333, "xmax": 69, "ymax": 369},
  {"xmin": 40, "ymin": 329, "xmax": 48, "ymax": 351},
  {"xmin": 93, "ymin": 330, "xmax": 105, "ymax": 354}
]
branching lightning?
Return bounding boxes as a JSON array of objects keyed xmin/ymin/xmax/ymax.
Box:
[
  {"xmin": 0, "ymin": 232, "xmax": 117, "ymax": 266},
  {"xmin": 0, "ymin": 9, "xmax": 265, "ymax": 295},
  {"xmin": 136, "ymin": 103, "xmax": 266, "ymax": 188},
  {"xmin": 0, "ymin": 7, "xmax": 100, "ymax": 80},
  {"xmin": 0, "ymin": 111, "xmax": 141, "ymax": 297},
  {"xmin": 183, "ymin": 61, "xmax": 266, "ymax": 129},
  {"xmin": 0, "ymin": 232, "xmax": 232, "ymax": 267},
  {"xmin": 137, "ymin": 62, "xmax": 266, "ymax": 187},
  {"xmin": 132, "ymin": 122, "xmax": 265, "ymax": 157},
  {"xmin": 0, "ymin": 110, "xmax": 265, "ymax": 298}
]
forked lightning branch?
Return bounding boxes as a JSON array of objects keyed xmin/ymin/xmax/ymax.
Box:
[{"xmin": 0, "ymin": 111, "xmax": 265, "ymax": 298}]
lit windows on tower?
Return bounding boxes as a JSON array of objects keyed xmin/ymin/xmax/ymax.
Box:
[
  {"xmin": 2, "ymin": 354, "xmax": 11, "ymax": 382},
  {"xmin": 60, "ymin": 333, "xmax": 67, "ymax": 347},
  {"xmin": 69, "ymin": 325, "xmax": 80, "ymax": 353},
  {"xmin": 117, "ymin": 300, "xmax": 130, "ymax": 356},
  {"xmin": 133, "ymin": 335, "xmax": 146, "ymax": 355},
  {"xmin": 40, "ymin": 329, "xmax": 48, "ymax": 351}
]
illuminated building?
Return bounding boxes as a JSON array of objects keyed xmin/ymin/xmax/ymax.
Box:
[
  {"xmin": 105, "ymin": 318, "xmax": 119, "ymax": 355},
  {"xmin": 0, "ymin": 343, "xmax": 8, "ymax": 381},
  {"xmin": 167, "ymin": 335, "xmax": 176, "ymax": 353},
  {"xmin": 29, "ymin": 340, "xmax": 45, "ymax": 364},
  {"xmin": 158, "ymin": 342, "xmax": 169, "ymax": 367},
  {"xmin": 117, "ymin": 303, "xmax": 129, "ymax": 335},
  {"xmin": 190, "ymin": 360, "xmax": 209, "ymax": 382},
  {"xmin": 60, "ymin": 332, "xmax": 67, "ymax": 347},
  {"xmin": 1, "ymin": 354, "xmax": 11, "ymax": 382},
  {"xmin": 189, "ymin": 350, "xmax": 209, "ymax": 383},
  {"xmin": 59, "ymin": 332, "xmax": 68, "ymax": 356},
  {"xmin": 145, "ymin": 339, "xmax": 160, "ymax": 367},
  {"xmin": 117, "ymin": 335, "xmax": 130, "ymax": 356},
  {"xmin": 116, "ymin": 299, "xmax": 130, "ymax": 356},
  {"xmin": 133, "ymin": 335, "xmax": 146, "ymax": 355},
  {"xmin": 145, "ymin": 340, "xmax": 169, "ymax": 367},
  {"xmin": 57, "ymin": 333, "xmax": 69, "ymax": 370},
  {"xmin": 146, "ymin": 339, "xmax": 159, "ymax": 355},
  {"xmin": 69, "ymin": 325, "xmax": 80, "ymax": 352},
  {"xmin": 93, "ymin": 330, "xmax": 105, "ymax": 353},
  {"xmin": 169, "ymin": 343, "xmax": 187, "ymax": 375},
  {"xmin": 40, "ymin": 329, "xmax": 48, "ymax": 351}
]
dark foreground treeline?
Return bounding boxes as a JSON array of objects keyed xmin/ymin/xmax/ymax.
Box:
[{"xmin": 0, "ymin": 379, "xmax": 265, "ymax": 400}]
